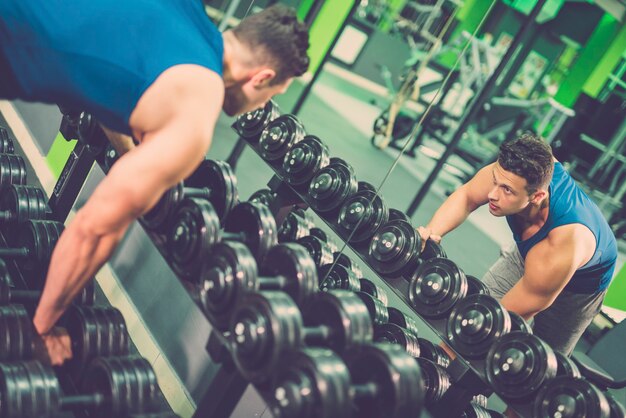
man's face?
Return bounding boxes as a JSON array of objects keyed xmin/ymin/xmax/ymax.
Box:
[
  {"xmin": 223, "ymin": 74, "xmax": 292, "ymax": 116},
  {"xmin": 487, "ymin": 162, "xmax": 538, "ymax": 217}
]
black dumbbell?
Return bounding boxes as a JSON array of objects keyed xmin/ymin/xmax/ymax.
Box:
[
  {"xmin": 248, "ymin": 188, "xmax": 276, "ymax": 207},
  {"xmin": 388, "ymin": 208, "xmax": 409, "ymax": 222},
  {"xmin": 0, "ymin": 261, "xmax": 95, "ymax": 306},
  {"xmin": 355, "ymin": 291, "xmax": 389, "ymax": 326},
  {"xmin": 309, "ymin": 227, "xmax": 338, "ymax": 252},
  {"xmin": 446, "ymin": 294, "xmax": 512, "ymax": 358},
  {"xmin": 421, "ymin": 238, "xmax": 447, "ymax": 260},
  {"xmin": 554, "ymin": 351, "xmax": 582, "ymax": 378},
  {"xmin": 0, "ymin": 219, "xmax": 64, "ymax": 286},
  {"xmin": 307, "ymin": 158, "xmax": 358, "ymax": 213},
  {"xmin": 466, "ymin": 275, "xmax": 490, "ymax": 295},
  {"xmin": 142, "ymin": 159, "xmax": 238, "ymax": 230},
  {"xmin": 258, "ymin": 114, "xmax": 306, "ymax": 165},
  {"xmin": 0, "ymin": 185, "xmax": 48, "ymax": 232},
  {"xmin": 485, "ymin": 331, "xmax": 557, "ymax": 401},
  {"xmin": 318, "ymin": 263, "xmax": 388, "ymax": 306},
  {"xmin": 358, "ymin": 278, "xmax": 388, "ymax": 306},
  {"xmin": 0, "ymin": 303, "xmax": 129, "ymax": 368},
  {"xmin": 408, "ymin": 257, "xmax": 468, "ymax": 319},
  {"xmin": 508, "ymin": 310, "xmax": 533, "ymax": 333},
  {"xmin": 278, "ymin": 210, "xmax": 310, "ymax": 242},
  {"xmin": 200, "ymin": 241, "xmax": 317, "ymax": 331},
  {"xmin": 387, "ymin": 306, "xmax": 420, "ymax": 338},
  {"xmin": 102, "ymin": 143, "xmax": 120, "ymax": 172},
  {"xmin": 0, "ymin": 127, "xmax": 15, "ymax": 154},
  {"xmin": 281, "ymin": 135, "xmax": 330, "ymax": 187},
  {"xmin": 367, "ymin": 219, "xmax": 422, "ymax": 277},
  {"xmin": 0, "ymin": 356, "xmax": 160, "ymax": 418},
  {"xmin": 416, "ymin": 357, "xmax": 451, "ymax": 407},
  {"xmin": 296, "ymin": 235, "xmax": 334, "ymax": 270},
  {"xmin": 233, "ymin": 100, "xmax": 280, "ymax": 141},
  {"xmin": 460, "ymin": 402, "xmax": 496, "ymax": 418},
  {"xmin": 534, "ymin": 375, "xmax": 611, "ymax": 418},
  {"xmin": 0, "ymin": 153, "xmax": 27, "ymax": 189},
  {"xmin": 374, "ymin": 323, "xmax": 420, "ymax": 358},
  {"xmin": 333, "ymin": 251, "xmax": 364, "ymax": 278},
  {"xmin": 416, "ymin": 337, "xmax": 451, "ymax": 368},
  {"xmin": 230, "ymin": 290, "xmax": 373, "ymax": 382},
  {"xmin": 336, "ymin": 182, "xmax": 389, "ymax": 244},
  {"xmin": 265, "ymin": 345, "xmax": 424, "ymax": 418},
  {"xmin": 166, "ymin": 199, "xmax": 277, "ymax": 280}
]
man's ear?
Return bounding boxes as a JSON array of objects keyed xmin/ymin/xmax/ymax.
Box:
[
  {"xmin": 529, "ymin": 188, "xmax": 547, "ymax": 204},
  {"xmin": 251, "ymin": 69, "xmax": 276, "ymax": 88}
]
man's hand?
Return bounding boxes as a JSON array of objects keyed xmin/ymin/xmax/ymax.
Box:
[
  {"xmin": 33, "ymin": 327, "xmax": 73, "ymax": 366},
  {"xmin": 416, "ymin": 226, "xmax": 442, "ymax": 251}
]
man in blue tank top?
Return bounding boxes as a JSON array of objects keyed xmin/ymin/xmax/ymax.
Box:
[
  {"xmin": 419, "ymin": 133, "xmax": 617, "ymax": 356},
  {"xmin": 0, "ymin": 2, "xmax": 309, "ymax": 364}
]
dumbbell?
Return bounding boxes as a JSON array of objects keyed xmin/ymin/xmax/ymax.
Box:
[
  {"xmin": 0, "ymin": 185, "xmax": 48, "ymax": 232},
  {"xmin": 265, "ymin": 345, "xmax": 424, "ymax": 418},
  {"xmin": 0, "ymin": 219, "xmax": 64, "ymax": 286},
  {"xmin": 461, "ymin": 403, "xmax": 499, "ymax": 418},
  {"xmin": 230, "ymin": 290, "xmax": 373, "ymax": 382},
  {"xmin": 367, "ymin": 219, "xmax": 422, "ymax": 277},
  {"xmin": 466, "ymin": 275, "xmax": 490, "ymax": 295},
  {"xmin": 0, "ymin": 153, "xmax": 27, "ymax": 189},
  {"xmin": 281, "ymin": 135, "xmax": 330, "ymax": 187},
  {"xmin": 374, "ymin": 323, "xmax": 420, "ymax": 358},
  {"xmin": 485, "ymin": 331, "xmax": 557, "ymax": 401},
  {"xmin": 248, "ymin": 188, "xmax": 276, "ymax": 207},
  {"xmin": 0, "ymin": 356, "xmax": 160, "ymax": 418},
  {"xmin": 336, "ymin": 181, "xmax": 389, "ymax": 244},
  {"xmin": 0, "ymin": 303, "xmax": 129, "ymax": 368},
  {"xmin": 554, "ymin": 351, "xmax": 582, "ymax": 378},
  {"xmin": 534, "ymin": 376, "xmax": 611, "ymax": 418},
  {"xmin": 446, "ymin": 294, "xmax": 512, "ymax": 358},
  {"xmin": 417, "ymin": 337, "xmax": 451, "ymax": 368},
  {"xmin": 333, "ymin": 251, "xmax": 363, "ymax": 278},
  {"xmin": 0, "ymin": 261, "xmax": 95, "ymax": 306},
  {"xmin": 141, "ymin": 159, "xmax": 238, "ymax": 230},
  {"xmin": 166, "ymin": 198, "xmax": 277, "ymax": 280},
  {"xmin": 233, "ymin": 100, "xmax": 280, "ymax": 141},
  {"xmin": 387, "ymin": 306, "xmax": 420, "ymax": 337},
  {"xmin": 415, "ymin": 357, "xmax": 451, "ymax": 406},
  {"xmin": 307, "ymin": 157, "xmax": 358, "ymax": 213},
  {"xmin": 258, "ymin": 114, "xmax": 306, "ymax": 165},
  {"xmin": 296, "ymin": 235, "xmax": 334, "ymax": 270},
  {"xmin": 389, "ymin": 208, "xmax": 409, "ymax": 222},
  {"xmin": 408, "ymin": 257, "xmax": 468, "ymax": 319},
  {"xmin": 509, "ymin": 310, "xmax": 533, "ymax": 333},
  {"xmin": 199, "ymin": 241, "xmax": 317, "ymax": 331},
  {"xmin": 355, "ymin": 291, "xmax": 389, "ymax": 326},
  {"xmin": 309, "ymin": 227, "xmax": 338, "ymax": 252},
  {"xmin": 0, "ymin": 127, "xmax": 15, "ymax": 154},
  {"xmin": 102, "ymin": 143, "xmax": 120, "ymax": 172},
  {"xmin": 278, "ymin": 210, "xmax": 311, "ymax": 242},
  {"xmin": 318, "ymin": 264, "xmax": 388, "ymax": 307}
]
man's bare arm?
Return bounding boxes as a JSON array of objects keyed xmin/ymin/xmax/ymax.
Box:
[
  {"xmin": 501, "ymin": 224, "xmax": 595, "ymax": 320},
  {"xmin": 99, "ymin": 124, "xmax": 136, "ymax": 156}
]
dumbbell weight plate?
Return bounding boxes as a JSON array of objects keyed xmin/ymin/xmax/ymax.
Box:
[
  {"xmin": 259, "ymin": 114, "xmax": 305, "ymax": 163},
  {"xmin": 233, "ymin": 100, "xmax": 280, "ymax": 140},
  {"xmin": 278, "ymin": 211, "xmax": 310, "ymax": 243},
  {"xmin": 16, "ymin": 220, "xmax": 62, "ymax": 286},
  {"xmin": 446, "ymin": 294, "xmax": 511, "ymax": 358},
  {"xmin": 415, "ymin": 358, "xmax": 451, "ymax": 406},
  {"xmin": 166, "ymin": 198, "xmax": 219, "ymax": 281},
  {"xmin": 0, "ymin": 153, "xmax": 27, "ymax": 189},
  {"xmin": 318, "ymin": 263, "xmax": 360, "ymax": 292},
  {"xmin": 387, "ymin": 307, "xmax": 419, "ymax": 338},
  {"xmin": 416, "ymin": 337, "xmax": 451, "ymax": 368},
  {"xmin": 248, "ymin": 189, "xmax": 276, "ymax": 207},
  {"xmin": 554, "ymin": 351, "xmax": 582, "ymax": 378},
  {"xmin": 485, "ymin": 331, "xmax": 558, "ymax": 401},
  {"xmin": 345, "ymin": 343, "xmax": 425, "ymax": 418},
  {"xmin": 534, "ymin": 376, "xmax": 611, "ymax": 418},
  {"xmin": 296, "ymin": 235, "xmax": 334, "ymax": 270},
  {"xmin": 282, "ymin": 135, "xmax": 330, "ymax": 186},
  {"xmin": 333, "ymin": 252, "xmax": 363, "ymax": 279},
  {"xmin": 200, "ymin": 241, "xmax": 257, "ymax": 331},
  {"xmin": 307, "ymin": 158, "xmax": 358, "ymax": 213},
  {"xmin": 0, "ymin": 127, "xmax": 15, "ymax": 154},
  {"xmin": 355, "ymin": 291, "xmax": 389, "ymax": 326},
  {"xmin": 141, "ymin": 183, "xmax": 183, "ymax": 231},
  {"xmin": 223, "ymin": 201, "xmax": 278, "ymax": 264},
  {"xmin": 336, "ymin": 189, "xmax": 389, "ymax": 244},
  {"xmin": 509, "ymin": 311, "xmax": 533, "ymax": 334},
  {"xmin": 0, "ymin": 185, "xmax": 47, "ymax": 228},
  {"xmin": 267, "ymin": 348, "xmax": 352, "ymax": 418},
  {"xmin": 421, "ymin": 239, "xmax": 446, "ymax": 261},
  {"xmin": 367, "ymin": 220, "xmax": 421, "ymax": 277},
  {"xmin": 359, "ymin": 278, "xmax": 388, "ymax": 307},
  {"xmin": 466, "ymin": 275, "xmax": 490, "ymax": 296},
  {"xmin": 309, "ymin": 228, "xmax": 338, "ymax": 252},
  {"xmin": 0, "ymin": 305, "xmax": 33, "ymax": 361},
  {"xmin": 185, "ymin": 159, "xmax": 239, "ymax": 225},
  {"xmin": 388, "ymin": 208, "xmax": 409, "ymax": 222},
  {"xmin": 408, "ymin": 257, "xmax": 468, "ymax": 319},
  {"xmin": 374, "ymin": 323, "xmax": 420, "ymax": 358}
]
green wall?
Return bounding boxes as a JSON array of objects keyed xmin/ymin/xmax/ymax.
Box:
[{"xmin": 583, "ymin": 22, "xmax": 626, "ymax": 98}]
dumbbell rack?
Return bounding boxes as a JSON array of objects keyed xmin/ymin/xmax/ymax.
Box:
[{"xmin": 233, "ymin": 132, "xmax": 537, "ymax": 418}]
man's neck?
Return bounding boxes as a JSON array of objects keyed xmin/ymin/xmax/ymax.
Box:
[{"xmin": 516, "ymin": 193, "xmax": 550, "ymax": 229}]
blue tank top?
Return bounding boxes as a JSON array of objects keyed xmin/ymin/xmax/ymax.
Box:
[
  {"xmin": 0, "ymin": 0, "xmax": 223, "ymax": 135},
  {"xmin": 506, "ymin": 162, "xmax": 617, "ymax": 293}
]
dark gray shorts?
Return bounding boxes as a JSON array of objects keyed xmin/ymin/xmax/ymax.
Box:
[{"xmin": 481, "ymin": 242, "xmax": 606, "ymax": 355}]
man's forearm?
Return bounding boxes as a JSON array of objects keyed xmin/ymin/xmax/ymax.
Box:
[
  {"xmin": 32, "ymin": 212, "xmax": 127, "ymax": 334},
  {"xmin": 99, "ymin": 124, "xmax": 136, "ymax": 156},
  {"xmin": 427, "ymin": 188, "xmax": 474, "ymax": 237}
]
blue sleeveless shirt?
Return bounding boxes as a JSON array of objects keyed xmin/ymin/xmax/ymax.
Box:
[
  {"xmin": 506, "ymin": 162, "xmax": 617, "ymax": 293},
  {"xmin": 0, "ymin": 0, "xmax": 223, "ymax": 135}
]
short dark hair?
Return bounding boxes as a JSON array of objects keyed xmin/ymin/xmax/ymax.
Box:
[
  {"xmin": 497, "ymin": 132, "xmax": 554, "ymax": 194},
  {"xmin": 233, "ymin": 5, "xmax": 310, "ymax": 83}
]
